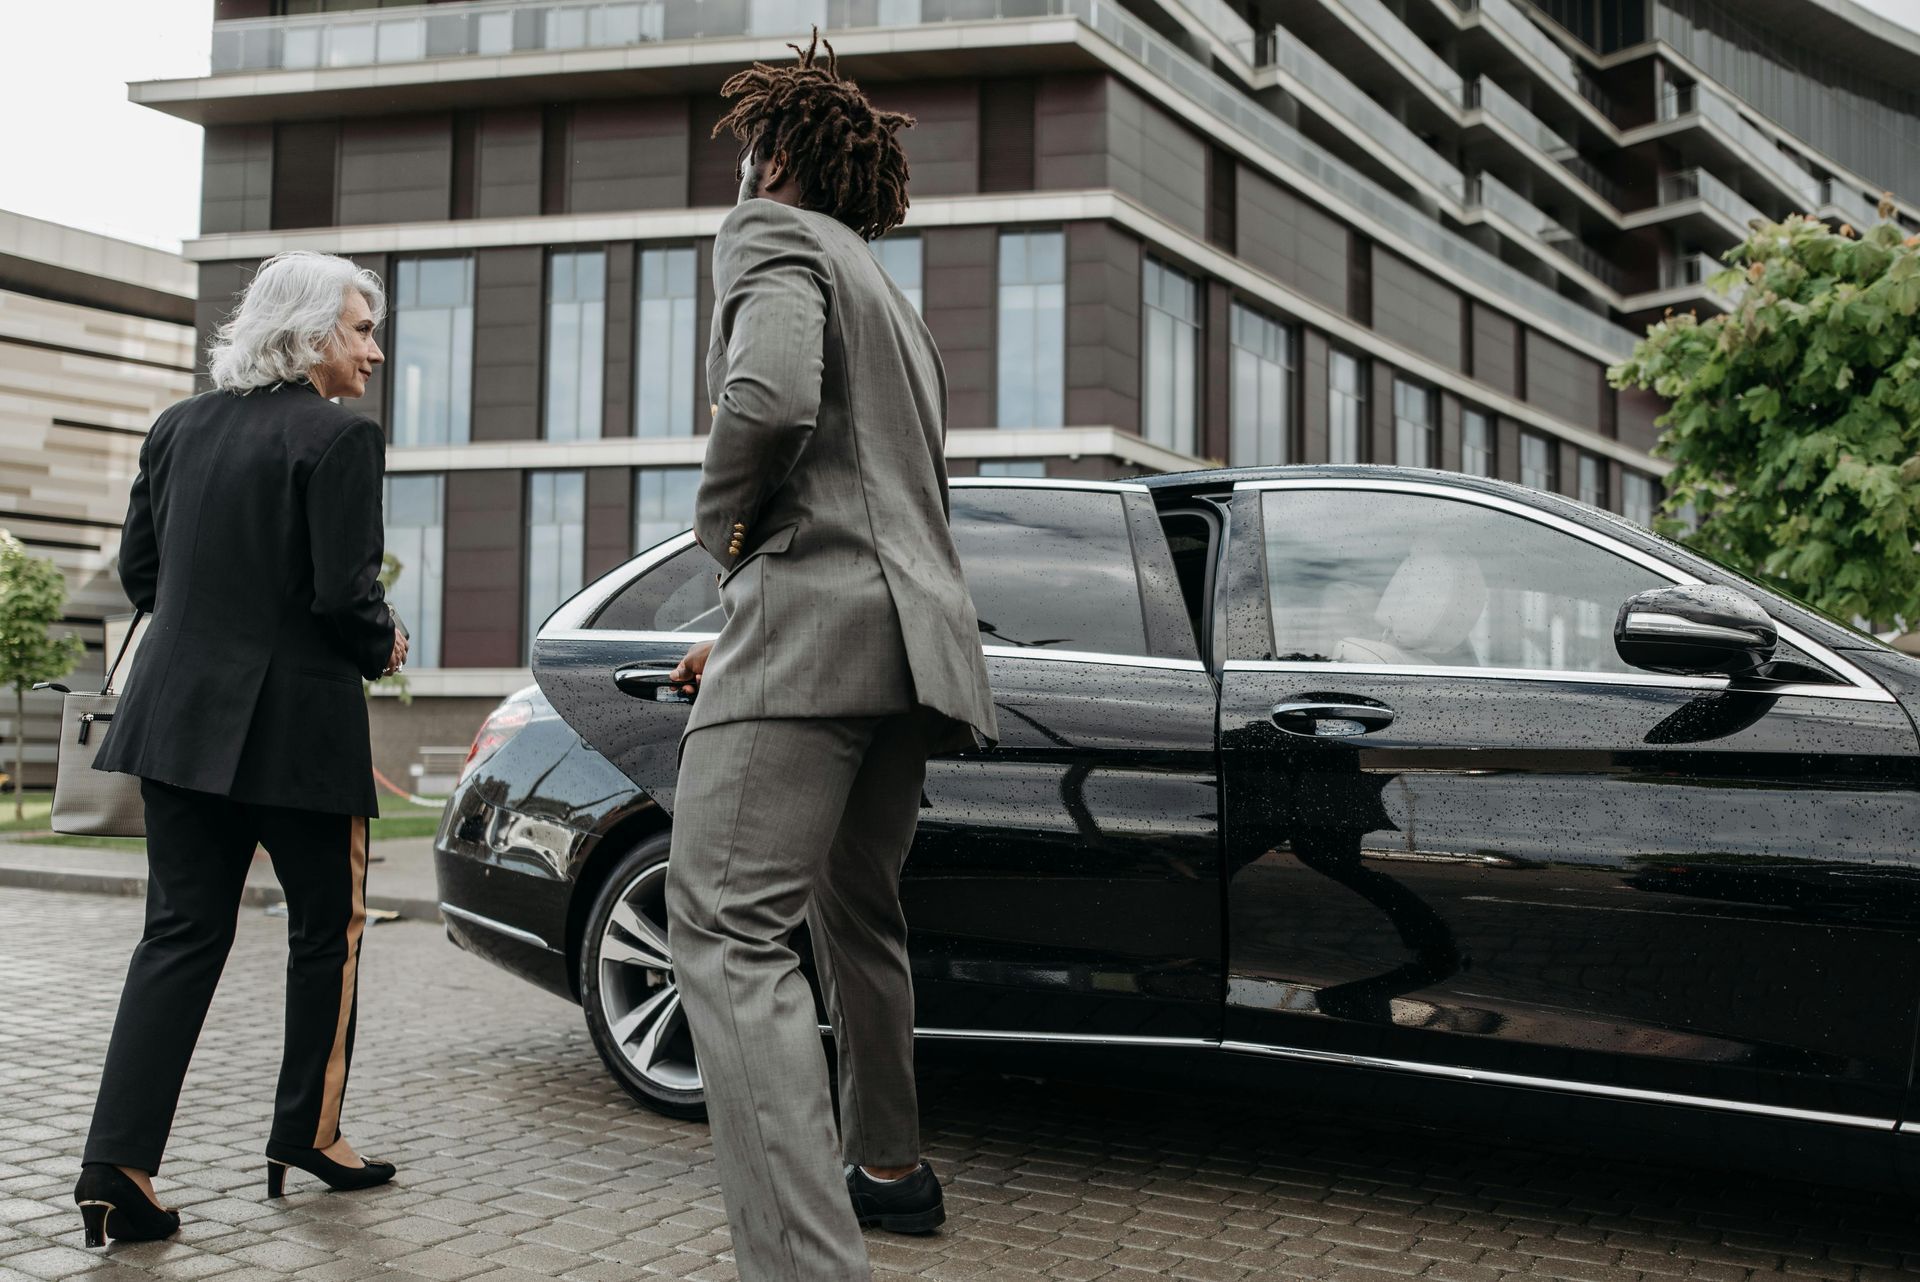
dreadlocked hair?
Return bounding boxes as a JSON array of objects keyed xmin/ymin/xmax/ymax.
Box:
[{"xmin": 712, "ymin": 30, "xmax": 915, "ymax": 240}]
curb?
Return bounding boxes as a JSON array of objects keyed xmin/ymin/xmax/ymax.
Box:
[{"xmin": 0, "ymin": 864, "xmax": 444, "ymax": 923}]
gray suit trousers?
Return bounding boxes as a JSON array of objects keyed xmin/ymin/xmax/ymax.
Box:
[{"xmin": 666, "ymin": 712, "xmax": 929, "ymax": 1282}]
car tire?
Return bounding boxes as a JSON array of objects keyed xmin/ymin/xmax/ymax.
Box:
[{"xmin": 579, "ymin": 833, "xmax": 707, "ymax": 1120}]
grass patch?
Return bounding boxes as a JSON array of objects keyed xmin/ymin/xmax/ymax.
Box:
[
  {"xmin": 0, "ymin": 791, "xmax": 55, "ymax": 834},
  {"xmin": 19, "ymin": 834, "xmax": 148, "ymax": 852},
  {"xmin": 4, "ymin": 791, "xmax": 445, "ymax": 850}
]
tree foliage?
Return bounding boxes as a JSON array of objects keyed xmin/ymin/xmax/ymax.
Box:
[
  {"xmin": 1609, "ymin": 208, "xmax": 1920, "ymax": 631},
  {"xmin": 0, "ymin": 530, "xmax": 85, "ymax": 810}
]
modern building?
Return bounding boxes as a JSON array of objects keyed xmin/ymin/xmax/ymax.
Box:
[
  {"xmin": 0, "ymin": 211, "xmax": 195, "ymax": 791},
  {"xmin": 129, "ymin": 0, "xmax": 1920, "ymax": 783}
]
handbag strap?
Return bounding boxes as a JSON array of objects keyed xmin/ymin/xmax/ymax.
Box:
[{"xmin": 103, "ymin": 610, "xmax": 145, "ymax": 694}]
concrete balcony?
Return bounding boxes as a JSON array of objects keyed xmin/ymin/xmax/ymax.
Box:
[
  {"xmin": 1651, "ymin": 81, "xmax": 1820, "ymax": 213},
  {"xmin": 1465, "ymin": 74, "xmax": 1620, "ymax": 214},
  {"xmin": 1311, "ymin": 0, "xmax": 1464, "ymax": 109},
  {"xmin": 1459, "ymin": 0, "xmax": 1613, "ymax": 131},
  {"xmin": 1817, "ymin": 177, "xmax": 1882, "ymax": 230},
  {"xmin": 1631, "ymin": 168, "xmax": 1767, "ymax": 248},
  {"xmin": 1620, "ymin": 250, "xmax": 1740, "ymax": 316}
]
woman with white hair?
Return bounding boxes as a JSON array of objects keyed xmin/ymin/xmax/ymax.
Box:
[{"xmin": 74, "ymin": 251, "xmax": 409, "ymax": 1247}]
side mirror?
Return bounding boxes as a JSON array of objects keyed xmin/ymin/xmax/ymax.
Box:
[{"xmin": 1614, "ymin": 584, "xmax": 1776, "ymax": 677}]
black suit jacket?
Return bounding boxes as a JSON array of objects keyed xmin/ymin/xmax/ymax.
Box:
[{"xmin": 95, "ymin": 382, "xmax": 394, "ymax": 816}]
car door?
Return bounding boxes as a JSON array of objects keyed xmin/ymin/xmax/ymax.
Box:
[
  {"xmin": 905, "ymin": 480, "xmax": 1220, "ymax": 1040},
  {"xmin": 1218, "ymin": 476, "xmax": 1920, "ymax": 1126}
]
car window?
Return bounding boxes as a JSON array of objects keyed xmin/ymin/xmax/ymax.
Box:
[
  {"xmin": 1260, "ymin": 489, "xmax": 1667, "ymax": 674},
  {"xmin": 953, "ymin": 488, "xmax": 1148, "ymax": 656},
  {"xmin": 591, "ymin": 544, "xmax": 723, "ymax": 634}
]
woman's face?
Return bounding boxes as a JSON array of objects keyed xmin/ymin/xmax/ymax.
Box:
[{"xmin": 309, "ymin": 289, "xmax": 383, "ymax": 400}]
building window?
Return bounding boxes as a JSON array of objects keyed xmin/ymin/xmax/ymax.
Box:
[
  {"xmin": 390, "ymin": 257, "xmax": 473, "ymax": 447},
  {"xmin": 871, "ymin": 235, "xmax": 922, "ymax": 313},
  {"xmin": 1328, "ymin": 350, "xmax": 1366, "ymax": 464},
  {"xmin": 1577, "ymin": 453, "xmax": 1607, "ymax": 509},
  {"xmin": 637, "ymin": 247, "xmax": 698, "ymax": 439},
  {"xmin": 1462, "ymin": 409, "xmax": 1494, "ymax": 476},
  {"xmin": 545, "ymin": 249, "xmax": 606, "ymax": 443},
  {"xmin": 1143, "ymin": 258, "xmax": 1200, "ymax": 456},
  {"xmin": 977, "ymin": 460, "xmax": 1047, "ymax": 477},
  {"xmin": 996, "ymin": 230, "xmax": 1065, "ymax": 429},
  {"xmin": 381, "ymin": 474, "xmax": 443, "ymax": 668},
  {"xmin": 1230, "ymin": 303, "xmax": 1292, "ymax": 466},
  {"xmin": 634, "ymin": 467, "xmax": 700, "ymax": 552},
  {"xmin": 1520, "ymin": 431, "xmax": 1556, "ymax": 492},
  {"xmin": 1392, "ymin": 377, "xmax": 1435, "ymax": 469},
  {"xmin": 525, "ymin": 471, "xmax": 585, "ymax": 659},
  {"xmin": 1622, "ymin": 471, "xmax": 1657, "ymax": 527}
]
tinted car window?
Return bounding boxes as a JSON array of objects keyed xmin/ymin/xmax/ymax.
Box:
[
  {"xmin": 592, "ymin": 544, "xmax": 723, "ymax": 633},
  {"xmin": 1261, "ymin": 489, "xmax": 1666, "ymax": 674},
  {"xmin": 953, "ymin": 488, "xmax": 1147, "ymax": 655}
]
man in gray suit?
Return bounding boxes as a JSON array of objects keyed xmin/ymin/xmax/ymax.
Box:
[{"xmin": 663, "ymin": 33, "xmax": 998, "ymax": 1281}]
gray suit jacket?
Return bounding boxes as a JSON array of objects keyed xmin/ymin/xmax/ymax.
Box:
[{"xmin": 687, "ymin": 198, "xmax": 998, "ymax": 752}]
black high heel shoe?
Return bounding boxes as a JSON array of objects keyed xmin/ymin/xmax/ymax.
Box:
[
  {"xmin": 73, "ymin": 1163, "xmax": 181, "ymax": 1247},
  {"xmin": 263, "ymin": 1140, "xmax": 396, "ymax": 1197}
]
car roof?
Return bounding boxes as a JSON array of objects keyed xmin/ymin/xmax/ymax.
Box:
[{"xmin": 1136, "ymin": 462, "xmax": 1553, "ymax": 506}]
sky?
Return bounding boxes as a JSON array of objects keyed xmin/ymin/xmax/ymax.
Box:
[{"xmin": 0, "ymin": 0, "xmax": 1916, "ymax": 253}]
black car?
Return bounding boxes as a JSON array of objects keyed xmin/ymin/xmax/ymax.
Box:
[{"xmin": 434, "ymin": 466, "xmax": 1920, "ymax": 1180}]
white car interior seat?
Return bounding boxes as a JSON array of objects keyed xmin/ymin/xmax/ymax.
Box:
[{"xmin": 1334, "ymin": 538, "xmax": 1490, "ymax": 666}]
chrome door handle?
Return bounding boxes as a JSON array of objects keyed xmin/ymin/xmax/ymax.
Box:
[
  {"xmin": 1271, "ymin": 701, "xmax": 1394, "ymax": 737},
  {"xmin": 615, "ymin": 666, "xmax": 692, "ymax": 703}
]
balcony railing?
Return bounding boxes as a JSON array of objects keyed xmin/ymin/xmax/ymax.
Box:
[
  {"xmin": 1659, "ymin": 251, "xmax": 1723, "ymax": 290},
  {"xmin": 1658, "ymin": 80, "xmax": 1819, "ymax": 209},
  {"xmin": 1467, "ymin": 75, "xmax": 1620, "ymax": 208},
  {"xmin": 1656, "ymin": 168, "xmax": 1766, "ymax": 232},
  {"xmin": 1465, "ymin": 170, "xmax": 1547, "ymax": 235},
  {"xmin": 1464, "ymin": 0, "xmax": 1613, "ymax": 120},
  {"xmin": 204, "ymin": 0, "xmax": 1637, "ymax": 357},
  {"xmin": 1818, "ymin": 178, "xmax": 1880, "ymax": 229},
  {"xmin": 1538, "ymin": 224, "xmax": 1624, "ymax": 291},
  {"xmin": 1252, "ymin": 26, "xmax": 1466, "ymax": 204},
  {"xmin": 1322, "ymin": 0, "xmax": 1464, "ymax": 107}
]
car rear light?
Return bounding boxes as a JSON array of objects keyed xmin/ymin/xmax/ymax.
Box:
[{"xmin": 460, "ymin": 698, "xmax": 533, "ymax": 784}]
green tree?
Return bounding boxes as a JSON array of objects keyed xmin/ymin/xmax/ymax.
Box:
[
  {"xmin": 1610, "ymin": 204, "xmax": 1920, "ymax": 635},
  {"xmin": 369, "ymin": 551, "xmax": 411, "ymax": 705},
  {"xmin": 0, "ymin": 530, "xmax": 86, "ymax": 818}
]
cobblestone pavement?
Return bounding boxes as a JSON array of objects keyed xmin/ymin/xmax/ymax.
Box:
[{"xmin": 4, "ymin": 887, "xmax": 1919, "ymax": 1282}]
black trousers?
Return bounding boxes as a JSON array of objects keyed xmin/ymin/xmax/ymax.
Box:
[{"xmin": 84, "ymin": 779, "xmax": 371, "ymax": 1173}]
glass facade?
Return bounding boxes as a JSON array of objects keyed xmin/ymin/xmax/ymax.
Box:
[
  {"xmin": 1462, "ymin": 409, "xmax": 1495, "ymax": 476},
  {"xmin": 1578, "ymin": 453, "xmax": 1608, "ymax": 509},
  {"xmin": 1143, "ymin": 259, "xmax": 1200, "ymax": 456},
  {"xmin": 390, "ymin": 257, "xmax": 473, "ymax": 448},
  {"xmin": 1521, "ymin": 431, "xmax": 1556, "ymax": 492},
  {"xmin": 381, "ymin": 474, "xmax": 443, "ymax": 668},
  {"xmin": 871, "ymin": 235, "xmax": 923, "ymax": 313},
  {"xmin": 634, "ymin": 467, "xmax": 701, "ymax": 552},
  {"xmin": 525, "ymin": 471, "xmax": 585, "ymax": 658},
  {"xmin": 1392, "ymin": 377, "xmax": 1434, "ymax": 468},
  {"xmin": 977, "ymin": 460, "xmax": 1047, "ymax": 477},
  {"xmin": 1328, "ymin": 351, "xmax": 1366, "ymax": 464},
  {"xmin": 637, "ymin": 247, "xmax": 698, "ymax": 438},
  {"xmin": 1230, "ymin": 303, "xmax": 1292, "ymax": 466},
  {"xmin": 996, "ymin": 231, "xmax": 1065, "ymax": 429},
  {"xmin": 545, "ymin": 249, "xmax": 605, "ymax": 442},
  {"xmin": 1623, "ymin": 471, "xmax": 1658, "ymax": 527}
]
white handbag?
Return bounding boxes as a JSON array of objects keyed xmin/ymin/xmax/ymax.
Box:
[{"xmin": 35, "ymin": 611, "xmax": 147, "ymax": 838}]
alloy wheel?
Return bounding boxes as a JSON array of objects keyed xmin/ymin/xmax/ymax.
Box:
[{"xmin": 595, "ymin": 862, "xmax": 701, "ymax": 1093}]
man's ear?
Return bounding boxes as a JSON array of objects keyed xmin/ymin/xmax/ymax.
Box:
[{"xmin": 763, "ymin": 152, "xmax": 789, "ymax": 191}]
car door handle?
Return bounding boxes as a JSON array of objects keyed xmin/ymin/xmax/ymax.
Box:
[
  {"xmin": 1271, "ymin": 701, "xmax": 1394, "ymax": 737},
  {"xmin": 614, "ymin": 666, "xmax": 693, "ymax": 703}
]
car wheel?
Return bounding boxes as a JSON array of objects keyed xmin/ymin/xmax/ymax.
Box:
[{"xmin": 580, "ymin": 834, "xmax": 706, "ymax": 1119}]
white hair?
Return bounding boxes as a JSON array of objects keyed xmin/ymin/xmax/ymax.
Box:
[{"xmin": 207, "ymin": 251, "xmax": 386, "ymax": 393}]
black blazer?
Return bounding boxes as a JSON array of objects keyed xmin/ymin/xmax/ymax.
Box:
[{"xmin": 95, "ymin": 382, "xmax": 395, "ymax": 816}]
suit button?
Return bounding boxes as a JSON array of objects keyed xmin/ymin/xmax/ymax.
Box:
[{"xmin": 710, "ymin": 403, "xmax": 719, "ymax": 417}]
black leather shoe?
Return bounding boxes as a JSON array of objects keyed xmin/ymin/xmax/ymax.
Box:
[
  {"xmin": 74, "ymin": 1163, "xmax": 180, "ymax": 1247},
  {"xmin": 845, "ymin": 1160, "xmax": 945, "ymax": 1234},
  {"xmin": 263, "ymin": 1140, "xmax": 396, "ymax": 1197}
]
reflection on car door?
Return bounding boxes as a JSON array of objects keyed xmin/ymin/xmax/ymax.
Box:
[{"xmin": 1219, "ymin": 479, "xmax": 1920, "ymax": 1124}]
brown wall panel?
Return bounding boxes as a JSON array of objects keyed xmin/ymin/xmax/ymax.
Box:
[
  {"xmin": 1237, "ymin": 168, "xmax": 1348, "ymax": 313},
  {"xmin": 1373, "ymin": 250, "xmax": 1464, "ymax": 372},
  {"xmin": 1617, "ymin": 384, "xmax": 1664, "ymax": 454},
  {"xmin": 870, "ymin": 81, "xmax": 980, "ymax": 197},
  {"xmin": 1299, "ymin": 329, "xmax": 1330, "ymax": 463},
  {"xmin": 1108, "ymin": 80, "xmax": 1207, "ymax": 239},
  {"xmin": 1495, "ymin": 417, "xmax": 1523, "ymax": 484},
  {"xmin": 923, "ymin": 227, "xmax": 996, "ymax": 430},
  {"xmin": 1524, "ymin": 329, "xmax": 1604, "ymax": 434},
  {"xmin": 1034, "ymin": 73, "xmax": 1108, "ymax": 191},
  {"xmin": 1439, "ymin": 392, "xmax": 1462, "ymax": 472},
  {"xmin": 194, "ymin": 261, "xmax": 258, "ymax": 392},
  {"xmin": 1470, "ymin": 302, "xmax": 1521, "ymax": 398},
  {"xmin": 1558, "ymin": 441, "xmax": 1581, "ymax": 498},
  {"xmin": 975, "ymin": 79, "xmax": 1032, "ymax": 195},
  {"xmin": 443, "ymin": 470, "xmax": 525, "ymax": 667},
  {"xmin": 602, "ymin": 244, "xmax": 635, "ymax": 438},
  {"xmin": 689, "ymin": 94, "xmax": 738, "ymax": 207},
  {"xmin": 475, "ymin": 108, "xmax": 542, "ymax": 219},
  {"xmin": 1202, "ymin": 282, "xmax": 1230, "ymax": 463},
  {"xmin": 585, "ymin": 467, "xmax": 633, "ymax": 578},
  {"xmin": 347, "ymin": 251, "xmax": 388, "ymax": 424},
  {"xmin": 472, "ymin": 247, "xmax": 544, "ymax": 442},
  {"xmin": 1369, "ymin": 359, "xmax": 1395, "ymax": 464},
  {"xmin": 338, "ymin": 115, "xmax": 452, "ymax": 225},
  {"xmin": 571, "ymin": 99, "xmax": 690, "ymax": 213},
  {"xmin": 201, "ymin": 125, "xmax": 273, "ymax": 235},
  {"xmin": 271, "ymin": 121, "xmax": 339, "ymax": 230},
  {"xmin": 1065, "ymin": 221, "xmax": 1141, "ymax": 433},
  {"xmin": 695, "ymin": 238, "xmax": 715, "ymax": 436}
]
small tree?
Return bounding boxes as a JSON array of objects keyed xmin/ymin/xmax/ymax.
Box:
[
  {"xmin": 0, "ymin": 530, "xmax": 86, "ymax": 818},
  {"xmin": 1610, "ymin": 204, "xmax": 1920, "ymax": 635}
]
